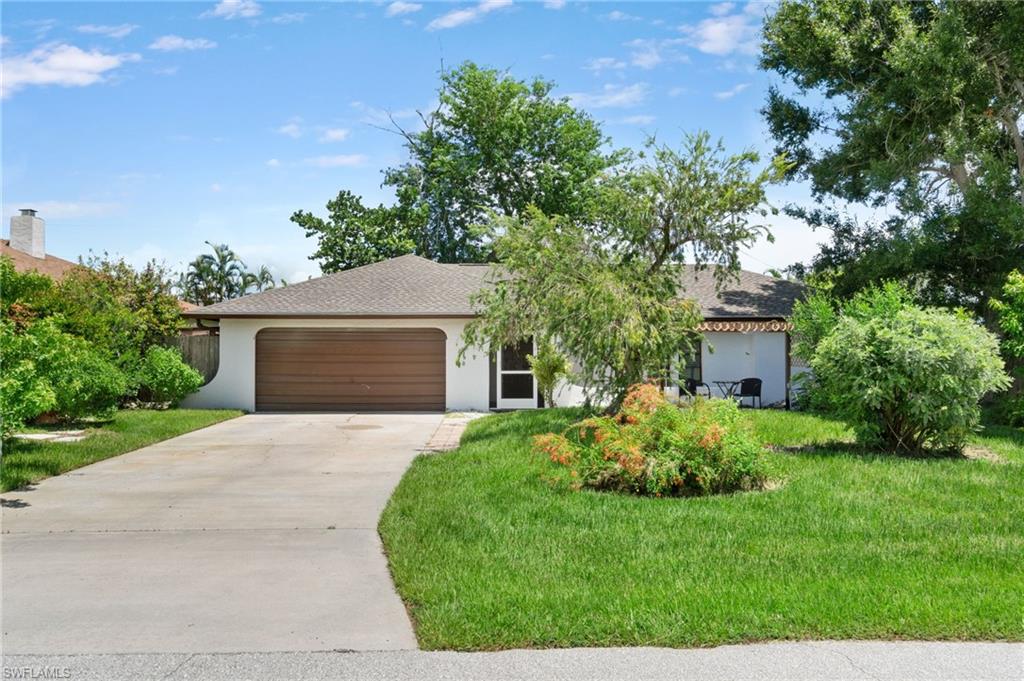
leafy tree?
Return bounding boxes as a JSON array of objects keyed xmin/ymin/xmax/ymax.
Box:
[
  {"xmin": 991, "ymin": 270, "xmax": 1024, "ymax": 360},
  {"xmin": 0, "ymin": 320, "xmax": 56, "ymax": 438},
  {"xmin": 296, "ymin": 61, "xmax": 616, "ymax": 272},
  {"xmin": 761, "ymin": 1, "xmax": 1024, "ymax": 319},
  {"xmin": 0, "ymin": 256, "xmax": 55, "ymax": 326},
  {"xmin": 462, "ymin": 133, "xmax": 786, "ymax": 409}
]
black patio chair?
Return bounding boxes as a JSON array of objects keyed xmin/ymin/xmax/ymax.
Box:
[
  {"xmin": 736, "ymin": 378, "xmax": 762, "ymax": 408},
  {"xmin": 682, "ymin": 378, "xmax": 712, "ymax": 398}
]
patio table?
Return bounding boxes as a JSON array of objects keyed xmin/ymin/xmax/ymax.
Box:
[{"xmin": 713, "ymin": 380, "xmax": 741, "ymax": 398}]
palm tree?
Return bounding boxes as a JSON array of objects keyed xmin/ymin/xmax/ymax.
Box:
[
  {"xmin": 178, "ymin": 243, "xmax": 278, "ymax": 304},
  {"xmin": 242, "ymin": 265, "xmax": 276, "ymax": 293},
  {"xmin": 199, "ymin": 242, "xmax": 246, "ymax": 301}
]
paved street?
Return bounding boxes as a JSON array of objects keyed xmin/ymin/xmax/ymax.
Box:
[{"xmin": 4, "ymin": 642, "xmax": 1021, "ymax": 681}]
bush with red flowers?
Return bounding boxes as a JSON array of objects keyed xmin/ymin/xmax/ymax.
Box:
[{"xmin": 534, "ymin": 383, "xmax": 771, "ymax": 497}]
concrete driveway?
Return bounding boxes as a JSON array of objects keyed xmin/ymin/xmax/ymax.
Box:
[{"xmin": 1, "ymin": 412, "xmax": 444, "ymax": 654}]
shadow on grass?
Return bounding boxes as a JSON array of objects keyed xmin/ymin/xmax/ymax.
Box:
[{"xmin": 771, "ymin": 440, "xmax": 998, "ymax": 463}]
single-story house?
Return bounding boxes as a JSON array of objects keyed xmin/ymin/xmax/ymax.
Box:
[{"xmin": 182, "ymin": 254, "xmax": 804, "ymax": 412}]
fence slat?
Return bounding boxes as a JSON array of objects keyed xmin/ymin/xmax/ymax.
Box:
[{"xmin": 166, "ymin": 334, "xmax": 220, "ymax": 384}]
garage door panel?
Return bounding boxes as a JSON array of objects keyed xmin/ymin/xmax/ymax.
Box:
[{"xmin": 255, "ymin": 328, "xmax": 446, "ymax": 412}]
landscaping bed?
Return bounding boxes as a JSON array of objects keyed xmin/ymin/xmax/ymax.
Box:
[
  {"xmin": 2, "ymin": 408, "xmax": 242, "ymax": 492},
  {"xmin": 379, "ymin": 408, "xmax": 1024, "ymax": 650}
]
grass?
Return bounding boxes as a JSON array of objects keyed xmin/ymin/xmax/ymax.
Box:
[
  {"xmin": 1, "ymin": 408, "xmax": 242, "ymax": 492},
  {"xmin": 379, "ymin": 408, "xmax": 1024, "ymax": 650}
]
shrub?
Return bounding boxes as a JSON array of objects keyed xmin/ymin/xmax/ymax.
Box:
[
  {"xmin": 0, "ymin": 321, "xmax": 56, "ymax": 437},
  {"xmin": 527, "ymin": 337, "xmax": 572, "ymax": 407},
  {"xmin": 137, "ymin": 346, "xmax": 203, "ymax": 406},
  {"xmin": 0, "ymin": 319, "xmax": 126, "ymax": 430},
  {"xmin": 812, "ymin": 305, "xmax": 1010, "ymax": 453},
  {"xmin": 534, "ymin": 383, "xmax": 770, "ymax": 497}
]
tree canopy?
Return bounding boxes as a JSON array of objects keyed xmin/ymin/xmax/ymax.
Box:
[
  {"xmin": 294, "ymin": 61, "xmax": 616, "ymax": 273},
  {"xmin": 177, "ymin": 242, "xmax": 279, "ymax": 305},
  {"xmin": 761, "ymin": 0, "xmax": 1024, "ymax": 317},
  {"xmin": 462, "ymin": 133, "xmax": 786, "ymax": 408}
]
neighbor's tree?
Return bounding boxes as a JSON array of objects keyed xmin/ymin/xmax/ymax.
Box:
[
  {"xmin": 294, "ymin": 61, "xmax": 616, "ymax": 272},
  {"xmin": 178, "ymin": 242, "xmax": 279, "ymax": 305},
  {"xmin": 762, "ymin": 0, "xmax": 1024, "ymax": 318},
  {"xmin": 462, "ymin": 133, "xmax": 787, "ymax": 409}
]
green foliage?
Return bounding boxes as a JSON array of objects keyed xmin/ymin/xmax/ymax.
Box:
[
  {"xmin": 810, "ymin": 299, "xmax": 1010, "ymax": 453},
  {"xmin": 534, "ymin": 384, "xmax": 770, "ymax": 497},
  {"xmin": 762, "ymin": 1, "xmax": 1024, "ymax": 321},
  {"xmin": 46, "ymin": 254, "xmax": 184, "ymax": 369},
  {"xmin": 0, "ymin": 321, "xmax": 56, "ymax": 438},
  {"xmin": 178, "ymin": 242, "xmax": 279, "ymax": 305},
  {"xmin": 527, "ymin": 337, "xmax": 572, "ymax": 407},
  {"xmin": 298, "ymin": 61, "xmax": 616, "ymax": 272},
  {"xmin": 463, "ymin": 133, "xmax": 785, "ymax": 408},
  {"xmin": 0, "ymin": 319, "xmax": 126, "ymax": 431},
  {"xmin": 0, "ymin": 256, "xmax": 55, "ymax": 325},
  {"xmin": 991, "ymin": 269, "xmax": 1024, "ymax": 360},
  {"xmin": 137, "ymin": 346, "xmax": 204, "ymax": 406}
]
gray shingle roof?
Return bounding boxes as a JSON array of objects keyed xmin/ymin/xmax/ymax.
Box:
[{"xmin": 184, "ymin": 254, "xmax": 803, "ymax": 319}]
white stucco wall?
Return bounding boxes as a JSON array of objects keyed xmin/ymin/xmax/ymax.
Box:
[
  {"xmin": 700, "ymin": 331, "xmax": 788, "ymax": 406},
  {"xmin": 182, "ymin": 317, "xmax": 490, "ymax": 412}
]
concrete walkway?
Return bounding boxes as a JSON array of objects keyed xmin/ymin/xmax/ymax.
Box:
[
  {"xmin": 4, "ymin": 642, "xmax": 1020, "ymax": 680},
  {"xmin": 1, "ymin": 413, "xmax": 443, "ymax": 654}
]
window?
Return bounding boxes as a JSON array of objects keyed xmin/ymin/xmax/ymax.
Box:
[{"xmin": 682, "ymin": 343, "xmax": 702, "ymax": 382}]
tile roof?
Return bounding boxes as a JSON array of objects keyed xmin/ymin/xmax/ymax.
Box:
[
  {"xmin": 0, "ymin": 240, "xmax": 79, "ymax": 280},
  {"xmin": 184, "ymin": 254, "xmax": 803, "ymax": 320}
]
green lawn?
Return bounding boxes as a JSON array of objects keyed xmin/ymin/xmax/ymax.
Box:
[
  {"xmin": 1, "ymin": 409, "xmax": 242, "ymax": 492},
  {"xmin": 379, "ymin": 408, "xmax": 1024, "ymax": 650}
]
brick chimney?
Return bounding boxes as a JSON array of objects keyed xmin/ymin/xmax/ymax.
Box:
[{"xmin": 9, "ymin": 209, "xmax": 45, "ymax": 259}]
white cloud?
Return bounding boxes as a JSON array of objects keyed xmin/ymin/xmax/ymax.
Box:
[
  {"xmin": 626, "ymin": 38, "xmax": 690, "ymax": 69},
  {"xmin": 271, "ymin": 12, "xmax": 307, "ymax": 24},
  {"xmin": 713, "ymin": 82, "xmax": 750, "ymax": 99},
  {"xmin": 543, "ymin": 0, "xmax": 567, "ymax": 8},
  {"xmin": 567, "ymin": 82, "xmax": 649, "ymax": 109},
  {"xmin": 7, "ymin": 200, "xmax": 121, "ymax": 220},
  {"xmin": 154, "ymin": 66, "xmax": 180, "ymax": 76},
  {"xmin": 427, "ymin": 0, "xmax": 512, "ymax": 31},
  {"xmin": 386, "ymin": 1, "xmax": 423, "ymax": 17},
  {"xmin": 584, "ymin": 57, "xmax": 626, "ymax": 74},
  {"xmin": 350, "ymin": 100, "xmax": 420, "ymax": 126},
  {"xmin": 149, "ymin": 35, "xmax": 217, "ymax": 51},
  {"xmin": 277, "ymin": 119, "xmax": 302, "ymax": 138},
  {"xmin": 621, "ymin": 114, "xmax": 655, "ymax": 125},
  {"xmin": 76, "ymin": 24, "xmax": 139, "ymax": 39},
  {"xmin": 210, "ymin": 183, "xmax": 223, "ymax": 192},
  {"xmin": 265, "ymin": 158, "xmax": 280, "ymax": 167},
  {"xmin": 303, "ymin": 154, "xmax": 368, "ymax": 168},
  {"xmin": 668, "ymin": 86, "xmax": 687, "ymax": 97},
  {"xmin": 680, "ymin": 4, "xmax": 761, "ymax": 56},
  {"xmin": 1, "ymin": 43, "xmax": 140, "ymax": 98},
  {"xmin": 318, "ymin": 128, "xmax": 350, "ymax": 143},
  {"xmin": 202, "ymin": 0, "xmax": 262, "ymax": 20},
  {"xmin": 709, "ymin": 2, "xmax": 735, "ymax": 16},
  {"xmin": 605, "ymin": 10, "xmax": 640, "ymax": 21}
]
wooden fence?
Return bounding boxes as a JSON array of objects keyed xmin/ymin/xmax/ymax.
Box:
[{"xmin": 167, "ymin": 334, "xmax": 220, "ymax": 384}]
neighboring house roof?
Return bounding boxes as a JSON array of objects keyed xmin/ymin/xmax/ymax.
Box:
[
  {"xmin": 0, "ymin": 239, "xmax": 79, "ymax": 280},
  {"xmin": 184, "ymin": 253, "xmax": 803, "ymax": 320}
]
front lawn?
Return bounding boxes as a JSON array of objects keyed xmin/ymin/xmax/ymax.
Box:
[
  {"xmin": 379, "ymin": 408, "xmax": 1024, "ymax": 650},
  {"xmin": 1, "ymin": 409, "xmax": 242, "ymax": 492}
]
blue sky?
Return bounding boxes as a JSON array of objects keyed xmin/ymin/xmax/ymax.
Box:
[{"xmin": 3, "ymin": 0, "xmax": 827, "ymax": 282}]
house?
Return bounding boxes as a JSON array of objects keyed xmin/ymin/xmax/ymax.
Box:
[
  {"xmin": 2, "ymin": 209, "xmax": 79, "ymax": 279},
  {"xmin": 182, "ymin": 254, "xmax": 804, "ymax": 412}
]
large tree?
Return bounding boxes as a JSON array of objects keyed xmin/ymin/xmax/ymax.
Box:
[
  {"xmin": 293, "ymin": 61, "xmax": 616, "ymax": 273},
  {"xmin": 462, "ymin": 133, "xmax": 786, "ymax": 409},
  {"xmin": 761, "ymin": 0, "xmax": 1024, "ymax": 317},
  {"xmin": 178, "ymin": 242, "xmax": 279, "ymax": 305}
]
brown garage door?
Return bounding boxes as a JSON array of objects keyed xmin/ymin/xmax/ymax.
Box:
[{"xmin": 255, "ymin": 328, "xmax": 445, "ymax": 412}]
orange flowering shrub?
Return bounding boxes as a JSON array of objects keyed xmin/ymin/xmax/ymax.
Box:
[{"xmin": 534, "ymin": 383, "xmax": 770, "ymax": 496}]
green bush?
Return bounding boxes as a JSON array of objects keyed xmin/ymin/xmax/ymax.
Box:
[
  {"xmin": 812, "ymin": 303, "xmax": 1010, "ymax": 453},
  {"xmin": 528, "ymin": 337, "xmax": 572, "ymax": 407},
  {"xmin": 0, "ymin": 320, "xmax": 126, "ymax": 431},
  {"xmin": 534, "ymin": 383, "xmax": 770, "ymax": 497},
  {"xmin": 0, "ymin": 321, "xmax": 57, "ymax": 437},
  {"xmin": 137, "ymin": 346, "xmax": 203, "ymax": 406}
]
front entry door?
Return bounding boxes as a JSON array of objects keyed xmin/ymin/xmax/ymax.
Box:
[{"xmin": 496, "ymin": 338, "xmax": 536, "ymax": 409}]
